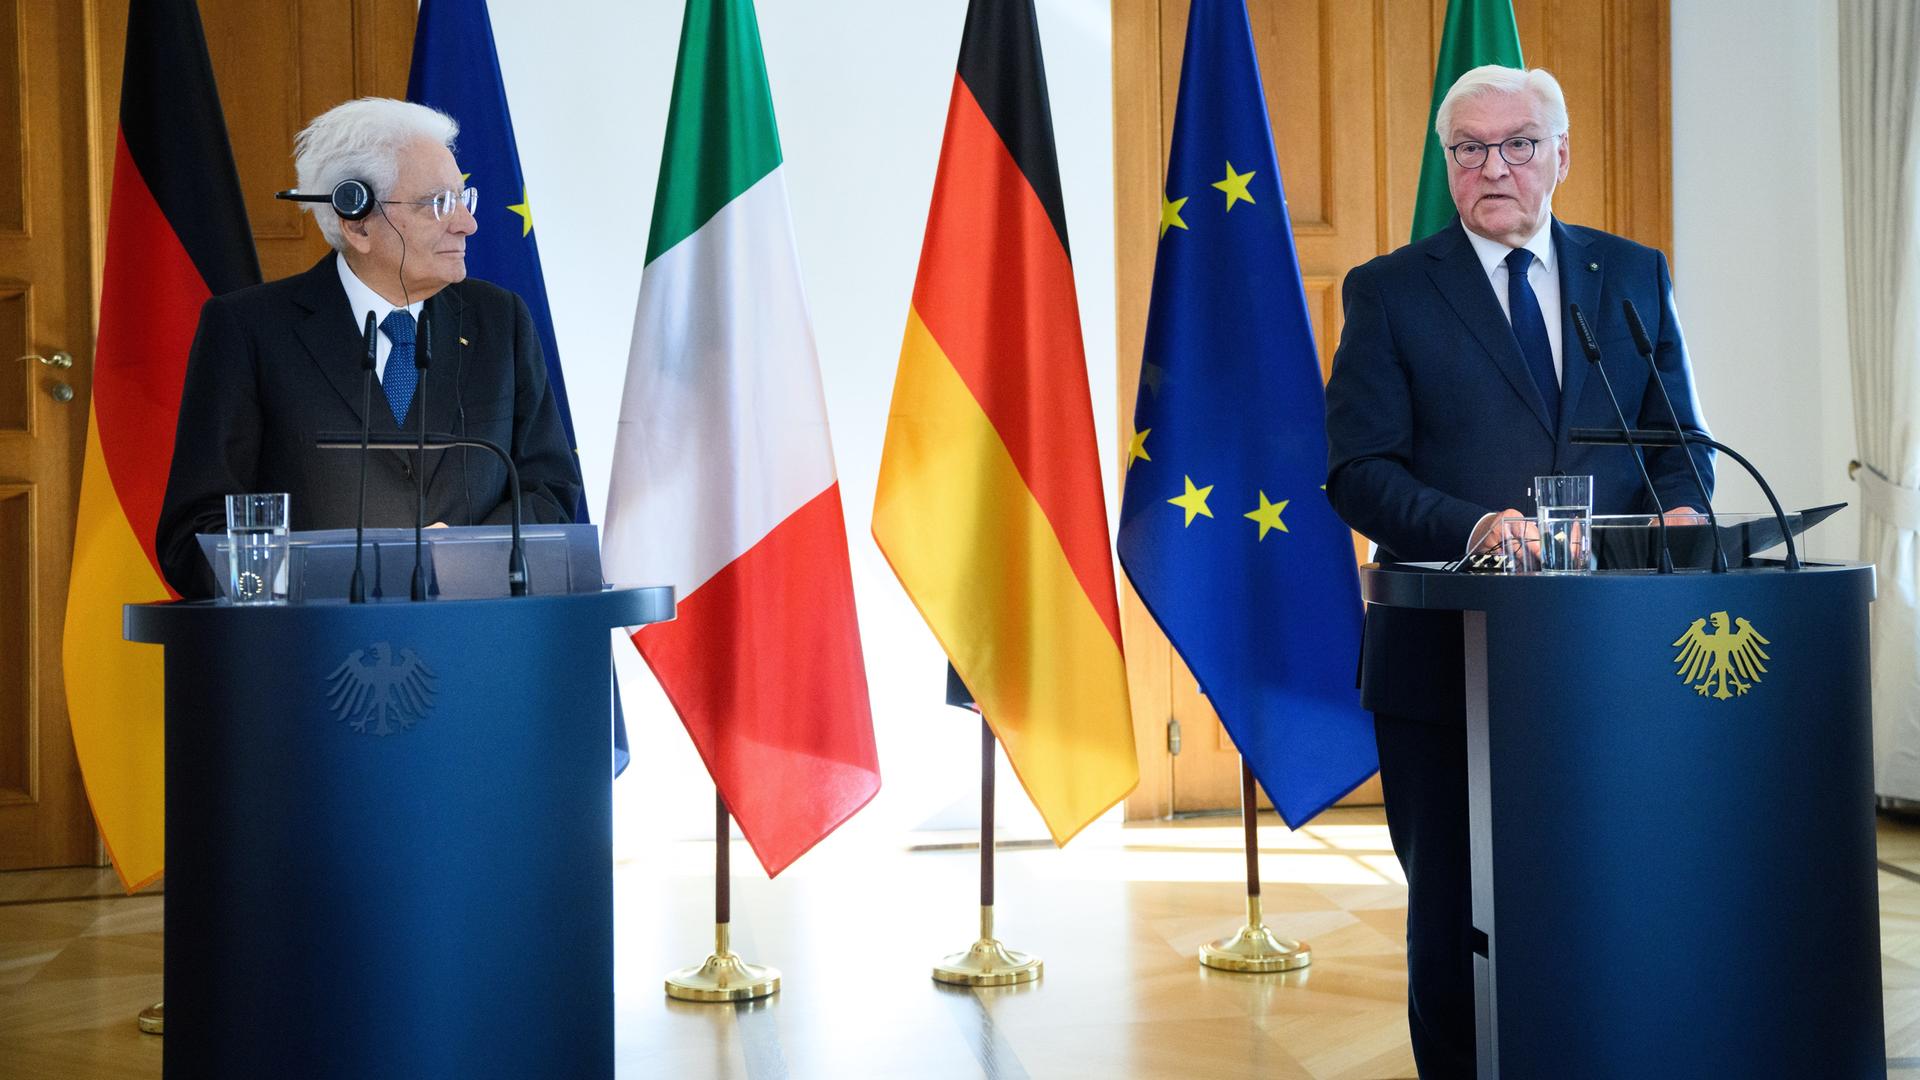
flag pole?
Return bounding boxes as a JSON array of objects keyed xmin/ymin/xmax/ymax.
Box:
[
  {"xmin": 665, "ymin": 790, "xmax": 780, "ymax": 1001},
  {"xmin": 933, "ymin": 717, "xmax": 1042, "ymax": 985},
  {"xmin": 1200, "ymin": 758, "xmax": 1310, "ymax": 972}
]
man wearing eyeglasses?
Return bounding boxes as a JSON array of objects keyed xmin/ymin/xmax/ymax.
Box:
[
  {"xmin": 156, "ymin": 98, "xmax": 580, "ymax": 598},
  {"xmin": 1324, "ymin": 66, "xmax": 1713, "ymax": 1077}
]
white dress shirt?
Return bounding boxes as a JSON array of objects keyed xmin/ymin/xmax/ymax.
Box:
[
  {"xmin": 335, "ymin": 254, "xmax": 425, "ymax": 383},
  {"xmin": 1464, "ymin": 217, "xmax": 1562, "ymax": 384}
]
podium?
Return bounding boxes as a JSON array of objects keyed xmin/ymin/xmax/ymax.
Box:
[
  {"xmin": 125, "ymin": 584, "xmax": 672, "ymax": 1079},
  {"xmin": 1362, "ymin": 562, "xmax": 1885, "ymax": 1079}
]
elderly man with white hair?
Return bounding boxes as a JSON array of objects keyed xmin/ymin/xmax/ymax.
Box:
[
  {"xmin": 157, "ymin": 97, "xmax": 579, "ymax": 598},
  {"xmin": 1324, "ymin": 66, "xmax": 1714, "ymax": 1076}
]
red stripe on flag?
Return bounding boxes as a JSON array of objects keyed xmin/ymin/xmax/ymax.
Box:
[
  {"xmin": 94, "ymin": 131, "xmax": 214, "ymax": 578},
  {"xmin": 634, "ymin": 483, "xmax": 878, "ymax": 878},
  {"xmin": 909, "ymin": 77, "xmax": 1122, "ymax": 647}
]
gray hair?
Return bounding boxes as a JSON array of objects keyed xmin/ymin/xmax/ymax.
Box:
[
  {"xmin": 293, "ymin": 98, "xmax": 459, "ymax": 251},
  {"xmin": 1434, "ymin": 65, "xmax": 1569, "ymax": 144}
]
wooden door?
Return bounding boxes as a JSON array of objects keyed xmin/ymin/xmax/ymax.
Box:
[
  {"xmin": 0, "ymin": 0, "xmax": 99, "ymax": 869},
  {"xmin": 0, "ymin": 0, "xmax": 411, "ymax": 872},
  {"xmin": 1114, "ymin": 0, "xmax": 1672, "ymax": 817}
]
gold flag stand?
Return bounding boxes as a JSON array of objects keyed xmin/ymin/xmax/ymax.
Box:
[
  {"xmin": 933, "ymin": 718, "xmax": 1041, "ymax": 986},
  {"xmin": 137, "ymin": 1002, "xmax": 164, "ymax": 1035},
  {"xmin": 1199, "ymin": 760, "xmax": 1310, "ymax": 973},
  {"xmin": 665, "ymin": 791, "xmax": 780, "ymax": 1002}
]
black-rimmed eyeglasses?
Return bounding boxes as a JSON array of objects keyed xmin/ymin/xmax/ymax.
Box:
[{"xmin": 1446, "ymin": 134, "xmax": 1564, "ymax": 170}]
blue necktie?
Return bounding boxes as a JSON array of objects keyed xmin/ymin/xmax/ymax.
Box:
[
  {"xmin": 381, "ymin": 310, "xmax": 417, "ymax": 424},
  {"xmin": 1505, "ymin": 248, "xmax": 1559, "ymax": 423}
]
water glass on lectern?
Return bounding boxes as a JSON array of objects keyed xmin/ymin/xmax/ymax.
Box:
[
  {"xmin": 1533, "ymin": 474, "xmax": 1593, "ymax": 573},
  {"xmin": 225, "ymin": 493, "xmax": 289, "ymax": 605}
]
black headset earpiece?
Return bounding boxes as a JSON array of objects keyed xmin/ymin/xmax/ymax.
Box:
[{"xmin": 274, "ymin": 178, "xmax": 376, "ymax": 221}]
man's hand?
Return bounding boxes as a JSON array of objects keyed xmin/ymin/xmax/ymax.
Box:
[
  {"xmin": 1469, "ymin": 508, "xmax": 1530, "ymax": 553},
  {"xmin": 1662, "ymin": 506, "xmax": 1700, "ymax": 523}
]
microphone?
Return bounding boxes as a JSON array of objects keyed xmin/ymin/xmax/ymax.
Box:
[
  {"xmin": 317, "ymin": 432, "xmax": 530, "ymax": 595},
  {"xmin": 1569, "ymin": 427, "xmax": 1801, "ymax": 570},
  {"xmin": 1622, "ymin": 300, "xmax": 1727, "ymax": 572},
  {"xmin": 1569, "ymin": 303, "xmax": 1673, "ymax": 573},
  {"xmin": 410, "ymin": 313, "xmax": 431, "ymax": 601},
  {"xmin": 349, "ymin": 311, "xmax": 377, "ymax": 603}
]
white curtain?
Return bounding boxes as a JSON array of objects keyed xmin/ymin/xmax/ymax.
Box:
[{"xmin": 1841, "ymin": 0, "xmax": 1920, "ymax": 799}]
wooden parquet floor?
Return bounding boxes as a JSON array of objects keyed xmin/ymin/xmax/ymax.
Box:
[{"xmin": 2, "ymin": 807, "xmax": 1917, "ymax": 1079}]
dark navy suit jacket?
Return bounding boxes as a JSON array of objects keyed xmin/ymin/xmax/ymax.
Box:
[
  {"xmin": 1324, "ymin": 217, "xmax": 1713, "ymax": 723},
  {"xmin": 156, "ymin": 254, "xmax": 581, "ymax": 598}
]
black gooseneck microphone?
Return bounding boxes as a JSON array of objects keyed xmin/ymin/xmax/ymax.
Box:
[
  {"xmin": 349, "ymin": 310, "xmax": 378, "ymax": 603},
  {"xmin": 1568, "ymin": 303, "xmax": 1673, "ymax": 573},
  {"xmin": 409, "ymin": 311, "xmax": 432, "ymax": 601},
  {"xmin": 1621, "ymin": 299, "xmax": 1728, "ymax": 573}
]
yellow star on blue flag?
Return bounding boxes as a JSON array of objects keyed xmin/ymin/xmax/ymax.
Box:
[{"xmin": 1116, "ymin": 0, "xmax": 1372, "ymax": 828}]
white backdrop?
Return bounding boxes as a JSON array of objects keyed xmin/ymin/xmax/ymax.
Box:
[
  {"xmin": 478, "ymin": 0, "xmax": 1865, "ymax": 857},
  {"xmin": 486, "ymin": 0, "xmax": 1118, "ymax": 854}
]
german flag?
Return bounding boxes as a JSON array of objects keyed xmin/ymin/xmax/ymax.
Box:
[
  {"xmin": 61, "ymin": 0, "xmax": 259, "ymax": 890},
  {"xmin": 873, "ymin": 0, "xmax": 1137, "ymax": 845}
]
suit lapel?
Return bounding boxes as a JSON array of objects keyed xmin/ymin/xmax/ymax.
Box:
[
  {"xmin": 1426, "ymin": 222, "xmax": 1555, "ymax": 435},
  {"xmin": 292, "ymin": 253, "xmax": 386, "ymax": 430},
  {"xmin": 1554, "ymin": 218, "xmax": 1599, "ymax": 440}
]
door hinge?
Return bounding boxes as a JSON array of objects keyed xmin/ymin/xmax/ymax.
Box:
[{"xmin": 1166, "ymin": 717, "xmax": 1182, "ymax": 756}]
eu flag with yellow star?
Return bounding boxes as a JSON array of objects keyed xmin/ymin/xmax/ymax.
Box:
[
  {"xmin": 407, "ymin": 0, "xmax": 579, "ymax": 513},
  {"xmin": 1116, "ymin": 0, "xmax": 1374, "ymax": 825},
  {"xmin": 409, "ymin": 0, "xmax": 629, "ymax": 771}
]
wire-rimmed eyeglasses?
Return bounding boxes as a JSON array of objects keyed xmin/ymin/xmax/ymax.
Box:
[
  {"xmin": 381, "ymin": 187, "xmax": 479, "ymax": 221},
  {"xmin": 1445, "ymin": 134, "xmax": 1565, "ymax": 170}
]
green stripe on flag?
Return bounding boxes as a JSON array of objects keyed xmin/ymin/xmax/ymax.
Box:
[
  {"xmin": 646, "ymin": 0, "xmax": 784, "ymax": 264},
  {"xmin": 1411, "ymin": 0, "xmax": 1524, "ymax": 243}
]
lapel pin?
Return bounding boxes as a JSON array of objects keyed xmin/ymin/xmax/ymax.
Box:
[
  {"xmin": 459, "ymin": 336, "xmax": 470, "ymax": 346},
  {"xmin": 1587, "ymin": 261, "xmax": 1599, "ymax": 272}
]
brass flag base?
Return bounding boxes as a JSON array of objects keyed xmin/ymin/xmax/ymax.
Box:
[
  {"xmin": 1199, "ymin": 896, "xmax": 1310, "ymax": 973},
  {"xmin": 933, "ymin": 905, "xmax": 1042, "ymax": 987},
  {"xmin": 665, "ymin": 922, "xmax": 780, "ymax": 1002},
  {"xmin": 137, "ymin": 1001, "xmax": 164, "ymax": 1035}
]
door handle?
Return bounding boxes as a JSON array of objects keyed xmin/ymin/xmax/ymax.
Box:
[{"xmin": 16, "ymin": 351, "xmax": 74, "ymax": 369}]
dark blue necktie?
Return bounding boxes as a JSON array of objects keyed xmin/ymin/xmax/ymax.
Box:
[
  {"xmin": 1505, "ymin": 247, "xmax": 1559, "ymax": 422},
  {"xmin": 381, "ymin": 310, "xmax": 418, "ymax": 424}
]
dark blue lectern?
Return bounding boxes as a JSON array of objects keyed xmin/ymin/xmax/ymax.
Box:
[
  {"xmin": 1362, "ymin": 562, "xmax": 1884, "ymax": 1079},
  {"xmin": 125, "ymin": 585, "xmax": 673, "ymax": 1079}
]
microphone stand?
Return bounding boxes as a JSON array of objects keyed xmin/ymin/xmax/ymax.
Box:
[
  {"xmin": 1569, "ymin": 428, "xmax": 1801, "ymax": 571},
  {"xmin": 350, "ymin": 311, "xmax": 377, "ymax": 603},
  {"xmin": 318, "ymin": 432, "xmax": 529, "ymax": 596},
  {"xmin": 1569, "ymin": 304, "xmax": 1672, "ymax": 573},
  {"xmin": 410, "ymin": 314, "xmax": 431, "ymax": 601},
  {"xmin": 1621, "ymin": 299, "xmax": 1728, "ymax": 573}
]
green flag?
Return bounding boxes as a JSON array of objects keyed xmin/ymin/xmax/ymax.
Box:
[{"xmin": 1411, "ymin": 0, "xmax": 1524, "ymax": 242}]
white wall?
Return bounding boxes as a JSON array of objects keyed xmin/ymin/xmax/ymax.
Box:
[
  {"xmin": 1672, "ymin": 0, "xmax": 1858, "ymax": 560},
  {"xmin": 487, "ymin": 1, "xmax": 1117, "ymax": 853}
]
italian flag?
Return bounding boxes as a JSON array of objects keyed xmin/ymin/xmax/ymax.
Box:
[{"xmin": 601, "ymin": 0, "xmax": 878, "ymax": 877}]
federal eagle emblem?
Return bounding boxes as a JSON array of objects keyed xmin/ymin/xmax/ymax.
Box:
[
  {"xmin": 324, "ymin": 643, "xmax": 437, "ymax": 735},
  {"xmin": 1671, "ymin": 612, "xmax": 1771, "ymax": 700}
]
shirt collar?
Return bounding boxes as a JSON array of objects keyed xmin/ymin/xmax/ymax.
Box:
[
  {"xmin": 1465, "ymin": 216, "xmax": 1556, "ymax": 278},
  {"xmin": 335, "ymin": 251, "xmax": 423, "ymax": 333}
]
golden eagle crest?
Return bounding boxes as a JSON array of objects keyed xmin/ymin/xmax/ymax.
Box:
[
  {"xmin": 1671, "ymin": 612, "xmax": 1770, "ymax": 700},
  {"xmin": 324, "ymin": 643, "xmax": 437, "ymax": 736}
]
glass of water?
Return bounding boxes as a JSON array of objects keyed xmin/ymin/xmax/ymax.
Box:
[
  {"xmin": 1533, "ymin": 475, "xmax": 1594, "ymax": 573},
  {"xmin": 225, "ymin": 493, "xmax": 290, "ymax": 605}
]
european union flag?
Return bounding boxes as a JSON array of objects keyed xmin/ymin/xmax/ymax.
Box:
[
  {"xmin": 409, "ymin": 0, "xmax": 628, "ymax": 771},
  {"xmin": 1116, "ymin": 0, "xmax": 1375, "ymax": 825}
]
